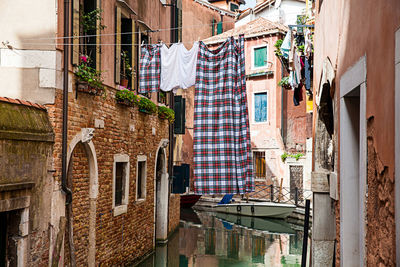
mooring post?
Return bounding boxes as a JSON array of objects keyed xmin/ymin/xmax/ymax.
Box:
[
  {"xmin": 270, "ymin": 184, "xmax": 274, "ymax": 202},
  {"xmin": 301, "ymin": 199, "xmax": 310, "ymax": 267}
]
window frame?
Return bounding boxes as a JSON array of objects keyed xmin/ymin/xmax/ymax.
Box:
[
  {"xmin": 112, "ymin": 154, "xmax": 130, "ymax": 216},
  {"xmin": 136, "ymin": 155, "xmax": 147, "ymax": 201},
  {"xmin": 253, "ymin": 91, "xmax": 268, "ymax": 124},
  {"xmin": 253, "ymin": 150, "xmax": 266, "ymax": 181},
  {"xmin": 230, "ymin": 2, "xmax": 239, "ymax": 12},
  {"xmin": 251, "ymin": 44, "xmax": 268, "ymax": 70}
]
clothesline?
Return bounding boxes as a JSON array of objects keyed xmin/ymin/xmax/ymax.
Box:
[
  {"xmin": 20, "ymin": 20, "xmax": 237, "ymax": 41},
  {"xmin": 19, "ymin": 11, "xmax": 305, "ymax": 42}
]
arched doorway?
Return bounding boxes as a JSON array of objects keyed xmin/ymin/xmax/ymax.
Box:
[
  {"xmin": 155, "ymin": 144, "xmax": 169, "ymax": 242},
  {"xmin": 65, "ymin": 129, "xmax": 98, "ymax": 267}
]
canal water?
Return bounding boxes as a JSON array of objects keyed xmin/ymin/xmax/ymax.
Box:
[{"xmin": 137, "ymin": 209, "xmax": 307, "ymax": 267}]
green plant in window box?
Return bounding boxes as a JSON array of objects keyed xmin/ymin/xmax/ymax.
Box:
[
  {"xmin": 281, "ymin": 152, "xmax": 304, "ymax": 163},
  {"xmin": 138, "ymin": 96, "xmax": 158, "ymax": 114},
  {"xmin": 115, "ymin": 89, "xmax": 137, "ymax": 106},
  {"xmin": 278, "ymin": 76, "xmax": 291, "ymax": 90},
  {"xmin": 157, "ymin": 106, "xmax": 175, "ymax": 124},
  {"xmin": 75, "ymin": 55, "xmax": 104, "ymax": 95}
]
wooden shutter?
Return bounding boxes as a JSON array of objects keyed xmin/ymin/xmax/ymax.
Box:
[
  {"xmin": 172, "ymin": 166, "xmax": 185, "ymax": 193},
  {"xmin": 95, "ymin": 0, "xmax": 101, "ymax": 70},
  {"xmin": 115, "ymin": 6, "xmax": 121, "ymax": 84},
  {"xmin": 217, "ymin": 21, "xmax": 223, "ymax": 34},
  {"xmin": 72, "ymin": 0, "xmax": 80, "ymax": 65},
  {"xmin": 212, "ymin": 19, "xmax": 215, "ymax": 36},
  {"xmin": 131, "ymin": 20, "xmax": 136, "ymax": 90},
  {"xmin": 174, "ymin": 96, "xmax": 186, "ymax": 134}
]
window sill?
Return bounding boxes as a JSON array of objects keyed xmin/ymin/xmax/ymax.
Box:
[
  {"xmin": 136, "ymin": 198, "xmax": 146, "ymax": 203},
  {"xmin": 113, "ymin": 204, "xmax": 128, "ymax": 217}
]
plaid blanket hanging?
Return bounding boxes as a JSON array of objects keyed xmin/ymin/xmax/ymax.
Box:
[
  {"xmin": 139, "ymin": 45, "xmax": 161, "ymax": 93},
  {"xmin": 193, "ymin": 35, "xmax": 254, "ymax": 195}
]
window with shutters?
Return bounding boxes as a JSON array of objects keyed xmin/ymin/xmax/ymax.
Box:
[
  {"xmin": 212, "ymin": 19, "xmax": 216, "ymax": 36},
  {"xmin": 174, "ymin": 95, "xmax": 186, "ymax": 134},
  {"xmin": 115, "ymin": 6, "xmax": 137, "ymax": 90},
  {"xmin": 72, "ymin": 0, "xmax": 103, "ymax": 69},
  {"xmin": 217, "ymin": 21, "xmax": 223, "ymax": 35},
  {"xmin": 253, "ymin": 151, "xmax": 266, "ymax": 180},
  {"xmin": 254, "ymin": 92, "xmax": 268, "ymax": 123},
  {"xmin": 136, "ymin": 155, "xmax": 147, "ymax": 200},
  {"xmin": 230, "ymin": 3, "xmax": 239, "ymax": 11},
  {"xmin": 113, "ymin": 154, "xmax": 130, "ymax": 216},
  {"xmin": 252, "ymin": 45, "xmax": 268, "ymax": 69}
]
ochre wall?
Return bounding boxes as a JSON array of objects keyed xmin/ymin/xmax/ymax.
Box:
[{"xmin": 314, "ymin": 0, "xmax": 400, "ymax": 265}]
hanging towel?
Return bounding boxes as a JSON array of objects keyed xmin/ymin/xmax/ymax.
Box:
[
  {"xmin": 139, "ymin": 44, "xmax": 161, "ymax": 94},
  {"xmin": 280, "ymin": 30, "xmax": 291, "ymax": 59},
  {"xmin": 160, "ymin": 42, "xmax": 199, "ymax": 92},
  {"xmin": 193, "ymin": 35, "xmax": 254, "ymax": 195}
]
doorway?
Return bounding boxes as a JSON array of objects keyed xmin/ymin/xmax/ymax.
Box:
[{"xmin": 155, "ymin": 147, "xmax": 169, "ymax": 242}]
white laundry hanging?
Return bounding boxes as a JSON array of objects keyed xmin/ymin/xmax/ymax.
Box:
[{"xmin": 160, "ymin": 42, "xmax": 199, "ymax": 92}]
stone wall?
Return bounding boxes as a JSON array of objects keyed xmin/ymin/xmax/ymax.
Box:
[
  {"xmin": 47, "ymin": 85, "xmax": 171, "ymax": 265},
  {"xmin": 0, "ymin": 100, "xmax": 54, "ymax": 266}
]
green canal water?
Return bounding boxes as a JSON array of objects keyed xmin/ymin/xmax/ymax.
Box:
[{"xmin": 137, "ymin": 209, "xmax": 308, "ymax": 267}]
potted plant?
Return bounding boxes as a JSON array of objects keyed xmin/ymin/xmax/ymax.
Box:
[
  {"xmin": 278, "ymin": 76, "xmax": 291, "ymax": 90},
  {"xmin": 157, "ymin": 106, "xmax": 175, "ymax": 123},
  {"xmin": 115, "ymin": 89, "xmax": 137, "ymax": 106},
  {"xmin": 120, "ymin": 51, "xmax": 132, "ymax": 88},
  {"xmin": 137, "ymin": 96, "xmax": 157, "ymax": 114},
  {"xmin": 75, "ymin": 55, "xmax": 104, "ymax": 95}
]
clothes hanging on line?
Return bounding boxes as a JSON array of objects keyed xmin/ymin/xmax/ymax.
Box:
[
  {"xmin": 280, "ymin": 30, "xmax": 291, "ymax": 59},
  {"xmin": 139, "ymin": 44, "xmax": 161, "ymax": 93},
  {"xmin": 193, "ymin": 35, "xmax": 254, "ymax": 195},
  {"xmin": 160, "ymin": 42, "xmax": 199, "ymax": 93},
  {"xmin": 304, "ymin": 28, "xmax": 312, "ymax": 58}
]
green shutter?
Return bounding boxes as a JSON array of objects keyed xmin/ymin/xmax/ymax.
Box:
[
  {"xmin": 174, "ymin": 96, "xmax": 186, "ymax": 134},
  {"xmin": 254, "ymin": 46, "xmax": 267, "ymax": 68},
  {"xmin": 217, "ymin": 21, "xmax": 223, "ymax": 34},
  {"xmin": 212, "ymin": 19, "xmax": 216, "ymax": 36}
]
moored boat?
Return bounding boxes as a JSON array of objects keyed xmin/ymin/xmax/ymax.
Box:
[
  {"xmin": 180, "ymin": 194, "xmax": 202, "ymax": 208},
  {"xmin": 214, "ymin": 201, "xmax": 296, "ymax": 219}
]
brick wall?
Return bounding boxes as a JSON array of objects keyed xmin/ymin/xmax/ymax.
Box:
[
  {"xmin": 168, "ymin": 194, "xmax": 181, "ymax": 234},
  {"xmin": 47, "ymin": 84, "xmax": 173, "ymax": 265}
]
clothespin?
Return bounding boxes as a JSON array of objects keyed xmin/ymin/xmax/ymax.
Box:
[{"xmin": 141, "ymin": 40, "xmax": 145, "ymax": 46}]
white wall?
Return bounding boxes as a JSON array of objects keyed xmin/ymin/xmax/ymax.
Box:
[
  {"xmin": 0, "ymin": 0, "xmax": 60, "ymax": 104},
  {"xmin": 235, "ymin": 0, "xmax": 306, "ymax": 27}
]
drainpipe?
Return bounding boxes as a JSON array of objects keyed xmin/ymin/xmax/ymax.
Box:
[{"xmin": 62, "ymin": 0, "xmax": 72, "ymax": 204}]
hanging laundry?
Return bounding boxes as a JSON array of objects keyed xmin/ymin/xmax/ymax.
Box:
[
  {"xmin": 160, "ymin": 42, "xmax": 199, "ymax": 92},
  {"xmin": 280, "ymin": 30, "xmax": 291, "ymax": 59},
  {"xmin": 304, "ymin": 28, "xmax": 313, "ymax": 58},
  {"xmin": 304, "ymin": 56, "xmax": 312, "ymax": 92},
  {"xmin": 293, "ymin": 83, "xmax": 303, "ymax": 106},
  {"xmin": 193, "ymin": 35, "xmax": 254, "ymax": 195},
  {"xmin": 139, "ymin": 44, "xmax": 161, "ymax": 94}
]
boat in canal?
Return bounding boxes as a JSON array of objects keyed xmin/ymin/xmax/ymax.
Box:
[
  {"xmin": 216, "ymin": 212, "xmax": 296, "ymax": 234},
  {"xmin": 214, "ymin": 201, "xmax": 296, "ymax": 219}
]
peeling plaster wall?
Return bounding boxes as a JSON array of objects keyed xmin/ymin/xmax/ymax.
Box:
[{"xmin": 314, "ymin": 0, "xmax": 400, "ymax": 265}]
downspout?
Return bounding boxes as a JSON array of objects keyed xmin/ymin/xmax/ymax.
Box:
[
  {"xmin": 62, "ymin": 0, "xmax": 77, "ymax": 265},
  {"xmin": 62, "ymin": 0, "xmax": 72, "ymax": 204}
]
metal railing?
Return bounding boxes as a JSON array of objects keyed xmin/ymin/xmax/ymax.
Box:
[{"xmin": 247, "ymin": 184, "xmax": 312, "ymax": 207}]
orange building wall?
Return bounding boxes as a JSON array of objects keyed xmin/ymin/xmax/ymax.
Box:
[{"xmin": 314, "ymin": 0, "xmax": 400, "ymax": 265}]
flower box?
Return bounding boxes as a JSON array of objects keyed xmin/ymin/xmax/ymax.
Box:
[
  {"xmin": 139, "ymin": 108, "xmax": 153, "ymax": 114},
  {"xmin": 76, "ymin": 81, "xmax": 103, "ymax": 96},
  {"xmin": 116, "ymin": 98, "xmax": 133, "ymax": 107}
]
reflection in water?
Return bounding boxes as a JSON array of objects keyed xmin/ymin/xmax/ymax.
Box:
[{"xmin": 136, "ymin": 209, "xmax": 306, "ymax": 267}]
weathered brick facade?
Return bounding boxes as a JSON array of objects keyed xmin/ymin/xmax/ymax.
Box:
[{"xmin": 46, "ymin": 83, "xmax": 179, "ymax": 265}]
